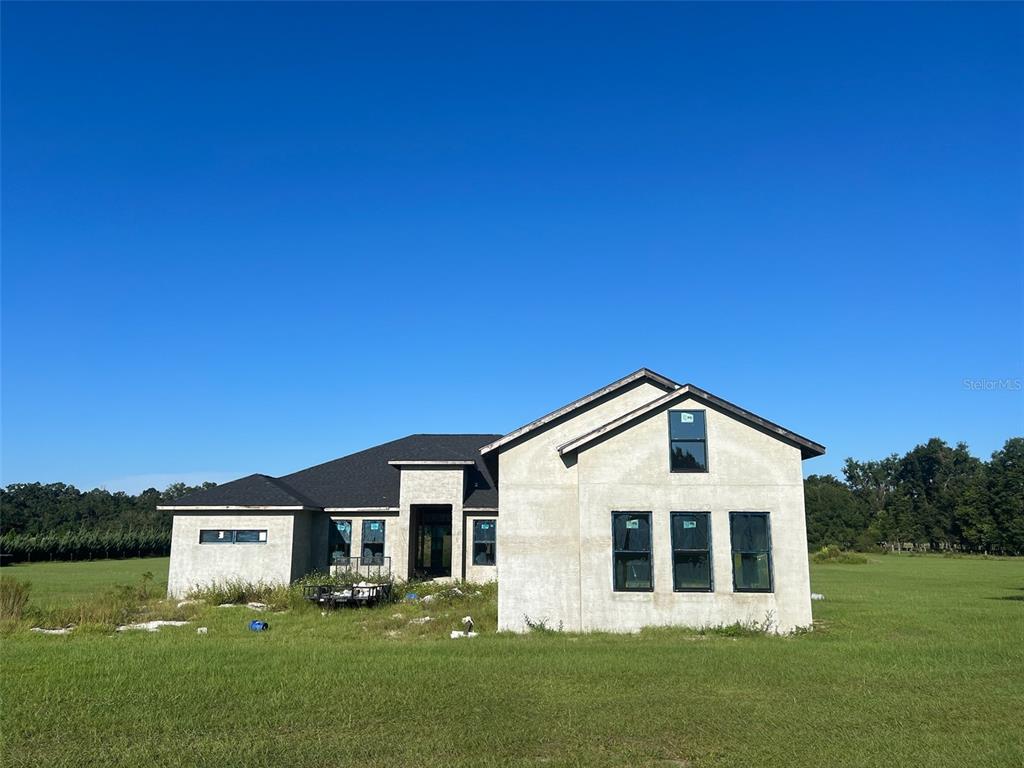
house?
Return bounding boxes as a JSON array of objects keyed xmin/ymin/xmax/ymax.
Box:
[{"xmin": 160, "ymin": 368, "xmax": 825, "ymax": 633}]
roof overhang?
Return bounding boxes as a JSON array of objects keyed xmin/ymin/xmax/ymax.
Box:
[
  {"xmin": 556, "ymin": 384, "xmax": 826, "ymax": 460},
  {"xmin": 156, "ymin": 505, "xmax": 321, "ymax": 512},
  {"xmin": 480, "ymin": 368, "xmax": 680, "ymax": 455},
  {"xmin": 387, "ymin": 460, "xmax": 476, "ymax": 467}
]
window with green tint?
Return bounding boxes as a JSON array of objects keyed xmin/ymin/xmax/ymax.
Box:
[
  {"xmin": 472, "ymin": 520, "xmax": 496, "ymax": 566},
  {"xmin": 611, "ymin": 512, "xmax": 652, "ymax": 591},
  {"xmin": 362, "ymin": 520, "xmax": 385, "ymax": 564},
  {"xmin": 671, "ymin": 512, "xmax": 712, "ymax": 591},
  {"xmin": 730, "ymin": 512, "xmax": 773, "ymax": 592},
  {"xmin": 198, "ymin": 529, "xmax": 266, "ymax": 544},
  {"xmin": 330, "ymin": 520, "xmax": 352, "ymax": 564},
  {"xmin": 233, "ymin": 530, "xmax": 266, "ymax": 544},
  {"xmin": 669, "ymin": 410, "xmax": 708, "ymax": 472}
]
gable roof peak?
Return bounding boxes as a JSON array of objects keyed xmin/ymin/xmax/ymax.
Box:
[{"xmin": 480, "ymin": 367, "xmax": 681, "ymax": 454}]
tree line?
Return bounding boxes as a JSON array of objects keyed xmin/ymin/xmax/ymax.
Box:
[
  {"xmin": 0, "ymin": 481, "xmax": 215, "ymax": 562},
  {"xmin": 805, "ymin": 437, "xmax": 1023, "ymax": 555}
]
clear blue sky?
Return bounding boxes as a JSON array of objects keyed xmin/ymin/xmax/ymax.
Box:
[{"xmin": 2, "ymin": 3, "xmax": 1022, "ymax": 493}]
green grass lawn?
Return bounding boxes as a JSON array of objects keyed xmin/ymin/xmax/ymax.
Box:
[
  {"xmin": 0, "ymin": 557, "xmax": 168, "ymax": 610},
  {"xmin": 1, "ymin": 555, "xmax": 1022, "ymax": 767}
]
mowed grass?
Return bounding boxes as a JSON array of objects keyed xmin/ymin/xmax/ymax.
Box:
[
  {"xmin": 0, "ymin": 557, "xmax": 168, "ymax": 610},
  {"xmin": 2, "ymin": 555, "xmax": 1022, "ymax": 768}
]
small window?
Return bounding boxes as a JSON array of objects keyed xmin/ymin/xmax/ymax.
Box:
[
  {"xmin": 731, "ymin": 512, "xmax": 773, "ymax": 592},
  {"xmin": 330, "ymin": 520, "xmax": 352, "ymax": 564},
  {"xmin": 671, "ymin": 512, "xmax": 712, "ymax": 591},
  {"xmin": 362, "ymin": 520, "xmax": 385, "ymax": 564},
  {"xmin": 669, "ymin": 410, "xmax": 708, "ymax": 472},
  {"xmin": 199, "ymin": 529, "xmax": 233, "ymax": 544},
  {"xmin": 472, "ymin": 520, "xmax": 496, "ymax": 566},
  {"xmin": 611, "ymin": 512, "xmax": 652, "ymax": 591},
  {"xmin": 199, "ymin": 529, "xmax": 266, "ymax": 544}
]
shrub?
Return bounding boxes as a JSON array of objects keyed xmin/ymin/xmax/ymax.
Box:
[
  {"xmin": 0, "ymin": 578, "xmax": 30, "ymax": 620},
  {"xmin": 811, "ymin": 545, "xmax": 869, "ymax": 565}
]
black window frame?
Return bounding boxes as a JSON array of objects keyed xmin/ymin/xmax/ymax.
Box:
[
  {"xmin": 668, "ymin": 409, "xmax": 709, "ymax": 473},
  {"xmin": 198, "ymin": 529, "xmax": 267, "ymax": 545},
  {"xmin": 730, "ymin": 512, "xmax": 774, "ymax": 593},
  {"xmin": 670, "ymin": 511, "xmax": 713, "ymax": 592},
  {"xmin": 472, "ymin": 519, "xmax": 497, "ymax": 566},
  {"xmin": 361, "ymin": 519, "xmax": 386, "ymax": 563},
  {"xmin": 611, "ymin": 511, "xmax": 654, "ymax": 592},
  {"xmin": 329, "ymin": 519, "xmax": 352, "ymax": 564}
]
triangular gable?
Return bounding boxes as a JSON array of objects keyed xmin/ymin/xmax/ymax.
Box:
[
  {"xmin": 479, "ymin": 368, "xmax": 680, "ymax": 454},
  {"xmin": 556, "ymin": 384, "xmax": 826, "ymax": 460}
]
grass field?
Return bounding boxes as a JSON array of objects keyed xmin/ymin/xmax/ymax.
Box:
[
  {"xmin": 0, "ymin": 557, "xmax": 168, "ymax": 610},
  {"xmin": 1, "ymin": 554, "xmax": 1022, "ymax": 767}
]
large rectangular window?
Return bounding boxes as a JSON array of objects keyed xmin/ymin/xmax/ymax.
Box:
[
  {"xmin": 612, "ymin": 512, "xmax": 652, "ymax": 591},
  {"xmin": 669, "ymin": 410, "xmax": 708, "ymax": 472},
  {"xmin": 199, "ymin": 529, "xmax": 267, "ymax": 544},
  {"xmin": 472, "ymin": 520, "xmax": 496, "ymax": 566},
  {"xmin": 361, "ymin": 520, "xmax": 385, "ymax": 564},
  {"xmin": 329, "ymin": 520, "xmax": 352, "ymax": 564},
  {"xmin": 671, "ymin": 512, "xmax": 712, "ymax": 591},
  {"xmin": 730, "ymin": 512, "xmax": 773, "ymax": 592}
]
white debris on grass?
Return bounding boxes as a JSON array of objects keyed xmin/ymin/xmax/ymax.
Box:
[
  {"xmin": 409, "ymin": 616, "xmax": 432, "ymax": 625},
  {"xmin": 30, "ymin": 627, "xmax": 73, "ymax": 635},
  {"xmin": 196, "ymin": 627, "xmax": 208, "ymax": 634},
  {"xmin": 391, "ymin": 613, "xmax": 404, "ymax": 619},
  {"xmin": 450, "ymin": 631, "xmax": 479, "ymax": 639},
  {"xmin": 217, "ymin": 603, "xmax": 239, "ymax": 608},
  {"xmin": 420, "ymin": 594, "xmax": 435, "ymax": 604},
  {"xmin": 176, "ymin": 599, "xmax": 201, "ymax": 608},
  {"xmin": 811, "ymin": 593, "xmax": 826, "ymax": 601},
  {"xmin": 116, "ymin": 620, "xmax": 190, "ymax": 633},
  {"xmin": 246, "ymin": 602, "xmax": 268, "ymax": 611}
]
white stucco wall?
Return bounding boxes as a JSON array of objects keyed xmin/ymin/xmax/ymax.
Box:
[
  {"xmin": 497, "ymin": 388, "xmax": 813, "ymax": 634},
  {"xmin": 575, "ymin": 396, "xmax": 812, "ymax": 633},
  {"xmin": 497, "ymin": 380, "xmax": 670, "ymax": 632},
  {"xmin": 167, "ymin": 512, "xmax": 300, "ymax": 597}
]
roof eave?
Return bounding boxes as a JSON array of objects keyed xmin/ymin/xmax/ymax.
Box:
[
  {"xmin": 556, "ymin": 384, "xmax": 826, "ymax": 460},
  {"xmin": 480, "ymin": 368, "xmax": 680, "ymax": 455}
]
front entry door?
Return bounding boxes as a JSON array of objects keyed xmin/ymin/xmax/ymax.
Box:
[{"xmin": 414, "ymin": 508, "xmax": 452, "ymax": 578}]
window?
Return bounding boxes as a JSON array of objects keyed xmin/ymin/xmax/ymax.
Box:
[
  {"xmin": 671, "ymin": 512, "xmax": 712, "ymax": 591},
  {"xmin": 329, "ymin": 520, "xmax": 352, "ymax": 564},
  {"xmin": 611, "ymin": 512, "xmax": 652, "ymax": 591},
  {"xmin": 199, "ymin": 529, "xmax": 267, "ymax": 544},
  {"xmin": 361, "ymin": 520, "xmax": 385, "ymax": 564},
  {"xmin": 669, "ymin": 410, "xmax": 708, "ymax": 472},
  {"xmin": 730, "ymin": 512, "xmax": 773, "ymax": 592},
  {"xmin": 472, "ymin": 520, "xmax": 496, "ymax": 566}
]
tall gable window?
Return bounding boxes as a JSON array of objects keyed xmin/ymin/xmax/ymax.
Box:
[
  {"xmin": 730, "ymin": 512, "xmax": 773, "ymax": 592},
  {"xmin": 362, "ymin": 520, "xmax": 385, "ymax": 564},
  {"xmin": 330, "ymin": 520, "xmax": 352, "ymax": 564},
  {"xmin": 611, "ymin": 512, "xmax": 653, "ymax": 591},
  {"xmin": 472, "ymin": 520, "xmax": 496, "ymax": 565},
  {"xmin": 670, "ymin": 512, "xmax": 712, "ymax": 591},
  {"xmin": 669, "ymin": 410, "xmax": 708, "ymax": 472}
]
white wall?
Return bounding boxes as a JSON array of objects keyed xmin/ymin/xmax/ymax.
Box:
[
  {"xmin": 497, "ymin": 388, "xmax": 813, "ymax": 634},
  {"xmin": 576, "ymin": 397, "xmax": 811, "ymax": 633},
  {"xmin": 167, "ymin": 512, "xmax": 299, "ymax": 597},
  {"xmin": 497, "ymin": 380, "xmax": 670, "ymax": 631}
]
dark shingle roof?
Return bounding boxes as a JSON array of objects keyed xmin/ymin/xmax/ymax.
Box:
[
  {"xmin": 163, "ymin": 435, "xmax": 500, "ymax": 510},
  {"xmin": 168, "ymin": 474, "xmax": 319, "ymax": 507}
]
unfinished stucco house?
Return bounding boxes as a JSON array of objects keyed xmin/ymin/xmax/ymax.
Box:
[{"xmin": 161, "ymin": 368, "xmax": 825, "ymax": 632}]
